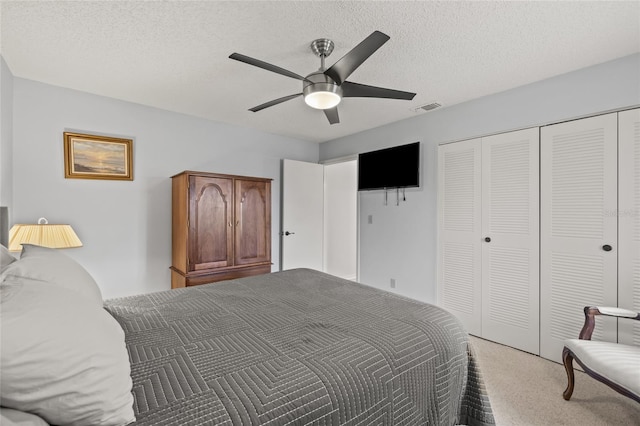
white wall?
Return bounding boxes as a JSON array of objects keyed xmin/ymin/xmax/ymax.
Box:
[
  {"xmin": 323, "ymin": 160, "xmax": 357, "ymax": 280},
  {"xmin": 1, "ymin": 57, "xmax": 14, "ymax": 224},
  {"xmin": 11, "ymin": 77, "xmax": 318, "ymax": 298},
  {"xmin": 319, "ymin": 53, "xmax": 640, "ymax": 304}
]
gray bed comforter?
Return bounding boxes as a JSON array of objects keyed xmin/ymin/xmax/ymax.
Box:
[{"xmin": 104, "ymin": 269, "xmax": 494, "ymax": 426}]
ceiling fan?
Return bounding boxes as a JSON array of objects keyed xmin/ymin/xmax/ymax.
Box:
[{"xmin": 229, "ymin": 31, "xmax": 416, "ymax": 125}]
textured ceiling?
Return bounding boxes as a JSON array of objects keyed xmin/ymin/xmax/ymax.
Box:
[{"xmin": 1, "ymin": 1, "xmax": 639, "ymax": 143}]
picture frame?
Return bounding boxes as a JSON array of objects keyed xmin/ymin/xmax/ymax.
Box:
[{"xmin": 63, "ymin": 132, "xmax": 133, "ymax": 181}]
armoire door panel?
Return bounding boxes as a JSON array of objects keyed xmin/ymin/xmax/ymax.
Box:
[
  {"xmin": 189, "ymin": 176, "xmax": 233, "ymax": 270},
  {"xmin": 618, "ymin": 108, "xmax": 640, "ymax": 346},
  {"xmin": 437, "ymin": 138, "xmax": 482, "ymax": 336},
  {"xmin": 481, "ymin": 128, "xmax": 539, "ymax": 354},
  {"xmin": 540, "ymin": 113, "xmax": 618, "ymax": 362},
  {"xmin": 235, "ymin": 179, "xmax": 271, "ymax": 265}
]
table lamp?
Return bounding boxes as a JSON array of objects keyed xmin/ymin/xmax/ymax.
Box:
[{"xmin": 8, "ymin": 217, "xmax": 83, "ymax": 252}]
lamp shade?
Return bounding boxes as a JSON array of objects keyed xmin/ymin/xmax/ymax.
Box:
[{"xmin": 8, "ymin": 218, "xmax": 83, "ymax": 252}]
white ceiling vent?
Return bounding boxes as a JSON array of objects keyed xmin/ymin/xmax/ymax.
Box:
[{"xmin": 414, "ymin": 102, "xmax": 442, "ymax": 113}]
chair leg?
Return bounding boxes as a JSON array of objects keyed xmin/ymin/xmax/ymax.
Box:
[{"xmin": 562, "ymin": 347, "xmax": 575, "ymax": 400}]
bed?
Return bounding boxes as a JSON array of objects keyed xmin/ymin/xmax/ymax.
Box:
[{"xmin": 1, "ymin": 245, "xmax": 494, "ymax": 426}]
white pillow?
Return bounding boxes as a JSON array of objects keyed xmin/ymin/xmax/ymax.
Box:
[
  {"xmin": 1, "ymin": 244, "xmax": 16, "ymax": 271},
  {"xmin": 1, "ymin": 244, "xmax": 102, "ymax": 306},
  {"xmin": 0, "ymin": 275, "xmax": 135, "ymax": 426},
  {"xmin": 0, "ymin": 407, "xmax": 49, "ymax": 426}
]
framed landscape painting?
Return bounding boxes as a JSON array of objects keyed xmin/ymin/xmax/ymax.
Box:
[{"xmin": 63, "ymin": 132, "xmax": 133, "ymax": 181}]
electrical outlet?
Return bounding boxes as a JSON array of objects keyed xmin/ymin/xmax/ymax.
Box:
[
  {"xmin": 390, "ymin": 278, "xmax": 396, "ymax": 289},
  {"xmin": 368, "ymin": 215, "xmax": 373, "ymax": 224}
]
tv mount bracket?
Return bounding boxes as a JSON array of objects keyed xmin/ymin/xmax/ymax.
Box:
[{"xmin": 383, "ymin": 188, "xmax": 407, "ymax": 206}]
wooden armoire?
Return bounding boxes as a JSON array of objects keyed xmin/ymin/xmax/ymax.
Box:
[{"xmin": 171, "ymin": 171, "xmax": 272, "ymax": 288}]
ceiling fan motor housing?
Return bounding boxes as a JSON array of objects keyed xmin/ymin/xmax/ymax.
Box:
[{"xmin": 303, "ymin": 71, "xmax": 341, "ymax": 95}]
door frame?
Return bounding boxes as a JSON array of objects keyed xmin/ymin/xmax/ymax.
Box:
[
  {"xmin": 321, "ymin": 155, "xmax": 359, "ymax": 282},
  {"xmin": 279, "ymin": 156, "xmax": 359, "ymax": 281}
]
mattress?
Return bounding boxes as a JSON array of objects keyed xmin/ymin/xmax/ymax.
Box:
[{"xmin": 104, "ymin": 268, "xmax": 495, "ymax": 425}]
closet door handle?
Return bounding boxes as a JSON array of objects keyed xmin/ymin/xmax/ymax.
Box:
[
  {"xmin": 484, "ymin": 237, "xmax": 491, "ymax": 243},
  {"xmin": 602, "ymin": 244, "xmax": 612, "ymax": 252}
]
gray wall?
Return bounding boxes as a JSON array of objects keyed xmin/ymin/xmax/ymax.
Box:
[
  {"xmin": 320, "ymin": 53, "xmax": 640, "ymax": 304},
  {"xmin": 1, "ymin": 56, "xmax": 14, "ymax": 231},
  {"xmin": 11, "ymin": 77, "xmax": 318, "ymax": 298},
  {"xmin": 6, "ymin": 54, "xmax": 640, "ymax": 302}
]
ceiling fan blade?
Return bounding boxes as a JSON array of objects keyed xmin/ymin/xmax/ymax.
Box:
[
  {"xmin": 249, "ymin": 93, "xmax": 302, "ymax": 112},
  {"xmin": 324, "ymin": 107, "xmax": 340, "ymax": 125},
  {"xmin": 230, "ymin": 53, "xmax": 308, "ymax": 82},
  {"xmin": 341, "ymin": 81, "xmax": 416, "ymax": 100},
  {"xmin": 324, "ymin": 31, "xmax": 390, "ymax": 85}
]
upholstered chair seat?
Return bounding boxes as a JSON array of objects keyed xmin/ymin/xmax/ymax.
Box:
[
  {"xmin": 564, "ymin": 339, "xmax": 640, "ymax": 397},
  {"xmin": 562, "ymin": 306, "xmax": 640, "ymax": 403}
]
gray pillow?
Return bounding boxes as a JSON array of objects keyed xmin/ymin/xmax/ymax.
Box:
[
  {"xmin": 1, "ymin": 244, "xmax": 102, "ymax": 306},
  {"xmin": 1, "ymin": 244, "xmax": 16, "ymax": 271},
  {"xmin": 0, "ymin": 275, "xmax": 135, "ymax": 426}
]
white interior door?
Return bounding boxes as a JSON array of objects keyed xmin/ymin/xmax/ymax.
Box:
[
  {"xmin": 540, "ymin": 113, "xmax": 618, "ymax": 363},
  {"xmin": 618, "ymin": 108, "xmax": 640, "ymax": 346},
  {"xmin": 282, "ymin": 159, "xmax": 324, "ymax": 271},
  {"xmin": 437, "ymin": 139, "xmax": 482, "ymax": 336},
  {"xmin": 481, "ymin": 128, "xmax": 540, "ymax": 354}
]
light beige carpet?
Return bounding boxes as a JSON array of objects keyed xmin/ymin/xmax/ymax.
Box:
[{"xmin": 470, "ymin": 336, "xmax": 640, "ymax": 425}]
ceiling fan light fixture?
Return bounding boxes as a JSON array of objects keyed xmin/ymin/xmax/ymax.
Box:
[
  {"xmin": 303, "ymin": 78, "xmax": 343, "ymax": 110},
  {"xmin": 304, "ymin": 91, "xmax": 341, "ymax": 110}
]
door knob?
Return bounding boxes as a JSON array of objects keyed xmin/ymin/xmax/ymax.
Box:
[
  {"xmin": 284, "ymin": 231, "xmax": 295, "ymax": 236},
  {"xmin": 602, "ymin": 244, "xmax": 612, "ymax": 252},
  {"xmin": 484, "ymin": 237, "xmax": 491, "ymax": 243}
]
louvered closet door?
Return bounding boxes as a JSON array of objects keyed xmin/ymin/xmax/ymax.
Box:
[
  {"xmin": 481, "ymin": 128, "xmax": 539, "ymax": 354},
  {"xmin": 437, "ymin": 139, "xmax": 482, "ymax": 336},
  {"xmin": 618, "ymin": 108, "xmax": 640, "ymax": 346},
  {"xmin": 540, "ymin": 113, "xmax": 618, "ymax": 362}
]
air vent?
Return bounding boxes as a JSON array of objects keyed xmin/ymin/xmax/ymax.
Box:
[{"xmin": 414, "ymin": 102, "xmax": 442, "ymax": 112}]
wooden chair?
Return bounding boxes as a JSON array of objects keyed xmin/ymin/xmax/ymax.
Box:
[{"xmin": 562, "ymin": 306, "xmax": 640, "ymax": 403}]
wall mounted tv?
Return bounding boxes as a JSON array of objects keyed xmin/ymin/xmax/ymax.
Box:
[{"xmin": 358, "ymin": 142, "xmax": 420, "ymax": 191}]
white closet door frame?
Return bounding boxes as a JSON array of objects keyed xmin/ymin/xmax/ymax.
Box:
[
  {"xmin": 323, "ymin": 160, "xmax": 358, "ymax": 281},
  {"xmin": 437, "ymin": 139, "xmax": 482, "ymax": 336},
  {"xmin": 618, "ymin": 108, "xmax": 640, "ymax": 346},
  {"xmin": 540, "ymin": 113, "xmax": 618, "ymax": 363},
  {"xmin": 481, "ymin": 128, "xmax": 540, "ymax": 354}
]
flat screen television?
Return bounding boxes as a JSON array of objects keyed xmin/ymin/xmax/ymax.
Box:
[{"xmin": 358, "ymin": 142, "xmax": 420, "ymax": 191}]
